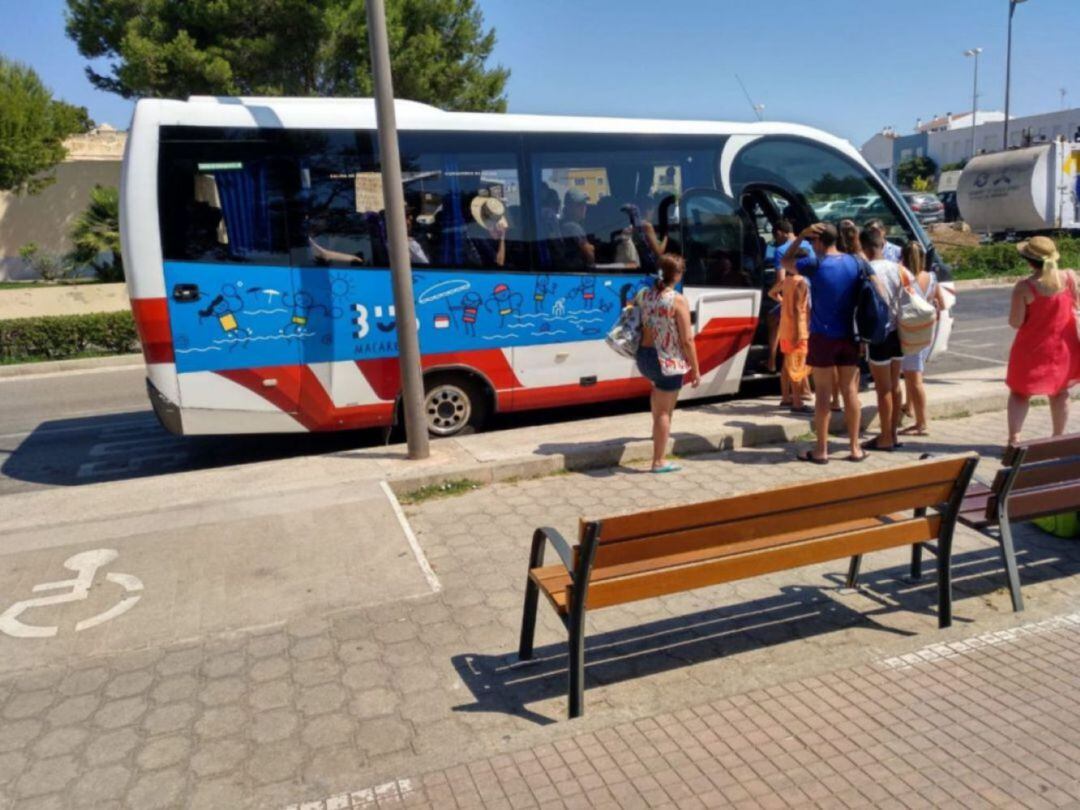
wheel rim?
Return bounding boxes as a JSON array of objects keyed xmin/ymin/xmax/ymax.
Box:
[{"xmin": 424, "ymin": 383, "xmax": 472, "ymax": 436}]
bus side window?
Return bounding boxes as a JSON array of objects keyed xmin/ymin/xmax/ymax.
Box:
[
  {"xmin": 158, "ymin": 133, "xmax": 296, "ymax": 267},
  {"xmin": 291, "ymin": 130, "xmax": 386, "ymax": 269},
  {"xmin": 397, "ymin": 132, "xmax": 526, "ymax": 272},
  {"xmin": 680, "ymin": 191, "xmax": 752, "ymax": 288}
]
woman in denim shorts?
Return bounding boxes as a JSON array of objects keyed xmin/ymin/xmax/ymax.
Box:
[{"xmin": 635, "ymin": 255, "xmax": 701, "ymax": 473}]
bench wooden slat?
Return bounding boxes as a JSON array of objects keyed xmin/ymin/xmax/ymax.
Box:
[
  {"xmin": 529, "ymin": 565, "xmax": 570, "ymax": 614},
  {"xmin": 586, "ymin": 457, "xmax": 970, "ymax": 544},
  {"xmin": 991, "ymin": 457, "xmax": 1080, "ymax": 494},
  {"xmin": 580, "ymin": 516, "xmax": 943, "ymax": 610},
  {"xmin": 1004, "ymin": 432, "xmax": 1080, "ymax": 465},
  {"xmin": 1007, "ymin": 481, "xmax": 1080, "ymax": 522},
  {"xmin": 588, "ymin": 483, "xmax": 954, "ymax": 569}
]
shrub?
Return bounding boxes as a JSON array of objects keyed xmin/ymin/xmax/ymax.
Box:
[
  {"xmin": 0, "ymin": 311, "xmax": 138, "ymax": 363},
  {"xmin": 69, "ymin": 185, "xmax": 123, "ymax": 282},
  {"xmin": 18, "ymin": 242, "xmax": 74, "ymax": 281},
  {"xmin": 938, "ymin": 235, "xmax": 1080, "ymax": 280}
]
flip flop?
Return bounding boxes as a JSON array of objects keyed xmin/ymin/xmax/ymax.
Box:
[
  {"xmin": 790, "ymin": 405, "xmax": 811, "ymax": 413},
  {"xmin": 846, "ymin": 452, "xmax": 869, "ymax": 463},
  {"xmin": 860, "ymin": 438, "xmax": 896, "ymax": 452},
  {"xmin": 651, "ymin": 463, "xmax": 682, "ymax": 474},
  {"xmin": 797, "ymin": 451, "xmax": 828, "ymax": 465},
  {"xmin": 898, "ymin": 426, "xmax": 929, "ymax": 436}
]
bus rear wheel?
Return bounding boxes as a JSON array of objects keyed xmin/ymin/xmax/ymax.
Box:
[{"xmin": 422, "ymin": 375, "xmax": 488, "ymax": 437}]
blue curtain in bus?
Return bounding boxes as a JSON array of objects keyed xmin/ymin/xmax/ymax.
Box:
[
  {"xmin": 214, "ymin": 163, "xmax": 273, "ymax": 258},
  {"xmin": 437, "ymin": 155, "xmax": 466, "ymax": 266}
]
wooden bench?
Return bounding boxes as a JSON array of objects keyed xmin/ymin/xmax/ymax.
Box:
[
  {"xmin": 855, "ymin": 434, "xmax": 1080, "ymax": 614},
  {"xmin": 518, "ymin": 455, "xmax": 977, "ymax": 718}
]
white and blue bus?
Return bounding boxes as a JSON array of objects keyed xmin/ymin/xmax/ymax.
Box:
[{"xmin": 122, "ymin": 96, "xmax": 943, "ymax": 436}]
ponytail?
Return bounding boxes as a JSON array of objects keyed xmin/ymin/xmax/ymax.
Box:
[{"xmin": 902, "ymin": 242, "xmax": 925, "ymax": 276}]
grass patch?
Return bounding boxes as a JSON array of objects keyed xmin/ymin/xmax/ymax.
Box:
[
  {"xmin": 937, "ymin": 233, "xmax": 1080, "ymax": 281},
  {"xmin": 0, "ymin": 350, "xmax": 118, "ymax": 366},
  {"xmin": 398, "ymin": 479, "xmax": 481, "ymax": 504}
]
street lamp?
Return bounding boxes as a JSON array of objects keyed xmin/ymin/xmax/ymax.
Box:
[
  {"xmin": 1003, "ymin": 0, "xmax": 1029, "ymax": 150},
  {"xmin": 964, "ymin": 48, "xmax": 982, "ymax": 160}
]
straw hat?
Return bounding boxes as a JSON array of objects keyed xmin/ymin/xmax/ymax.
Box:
[
  {"xmin": 1016, "ymin": 235, "xmax": 1059, "ymax": 263},
  {"xmin": 470, "ymin": 196, "xmax": 508, "ymax": 231}
]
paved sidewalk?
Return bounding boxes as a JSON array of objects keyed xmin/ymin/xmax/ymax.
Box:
[
  {"xmin": 289, "ymin": 612, "xmax": 1080, "ymax": 809},
  {"xmin": 1, "ymin": 407, "xmax": 1078, "ymax": 809}
]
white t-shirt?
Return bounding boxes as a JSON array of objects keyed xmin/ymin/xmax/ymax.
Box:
[{"xmin": 870, "ymin": 259, "xmax": 904, "ymax": 333}]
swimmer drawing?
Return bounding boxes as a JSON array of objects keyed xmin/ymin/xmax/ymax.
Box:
[
  {"xmin": 532, "ymin": 275, "xmax": 557, "ymax": 313},
  {"xmin": 199, "ymin": 284, "xmax": 247, "ymax": 340},
  {"xmin": 567, "ymin": 277, "xmax": 598, "ymax": 309},
  {"xmin": 282, "ymin": 291, "xmax": 336, "ymax": 334},
  {"xmin": 485, "ymin": 283, "xmax": 523, "ymax": 327},
  {"xmin": 449, "ymin": 292, "xmax": 484, "ymax": 336}
]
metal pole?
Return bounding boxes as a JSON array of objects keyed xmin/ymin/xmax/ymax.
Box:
[
  {"xmin": 366, "ymin": 0, "xmax": 430, "ymax": 459},
  {"xmin": 1003, "ymin": 1, "xmax": 1015, "ymax": 150},
  {"xmin": 970, "ymin": 51, "xmax": 979, "ymax": 160}
]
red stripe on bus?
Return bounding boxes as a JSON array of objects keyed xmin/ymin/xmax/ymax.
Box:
[
  {"xmin": 130, "ymin": 298, "xmax": 174, "ymax": 364},
  {"xmin": 355, "ymin": 349, "xmax": 521, "ymax": 401},
  {"xmin": 217, "ymin": 365, "xmax": 394, "ymax": 431}
]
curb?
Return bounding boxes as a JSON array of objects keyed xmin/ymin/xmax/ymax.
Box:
[
  {"xmin": 385, "ymin": 383, "xmax": 1043, "ymax": 498},
  {"xmin": 951, "ymin": 277, "xmax": 1022, "ymax": 290},
  {"xmin": 0, "ymin": 353, "xmax": 143, "ymax": 379}
]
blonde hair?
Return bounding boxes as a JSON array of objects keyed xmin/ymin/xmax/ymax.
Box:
[
  {"xmin": 902, "ymin": 241, "xmax": 925, "ymax": 276},
  {"xmin": 1026, "ymin": 253, "xmax": 1064, "ymax": 293}
]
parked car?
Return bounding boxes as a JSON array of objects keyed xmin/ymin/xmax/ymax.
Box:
[
  {"xmin": 938, "ymin": 191, "xmax": 960, "ymax": 223},
  {"xmin": 902, "ymin": 192, "xmax": 945, "ymax": 225}
]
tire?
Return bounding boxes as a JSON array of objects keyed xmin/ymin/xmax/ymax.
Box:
[{"xmin": 422, "ymin": 374, "xmax": 489, "ymax": 437}]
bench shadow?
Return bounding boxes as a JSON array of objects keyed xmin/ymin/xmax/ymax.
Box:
[
  {"xmin": 450, "ymin": 583, "xmax": 912, "ymax": 726},
  {"xmin": 451, "ymin": 534, "xmax": 1080, "ymax": 725}
]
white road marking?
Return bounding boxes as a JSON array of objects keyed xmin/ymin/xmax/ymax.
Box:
[
  {"xmin": 938, "ymin": 349, "xmax": 1006, "ymax": 366},
  {"xmin": 951, "ymin": 323, "xmax": 1011, "ymax": 335},
  {"xmin": 379, "ymin": 481, "xmax": 442, "ymax": 594},
  {"xmin": 285, "ymin": 778, "xmax": 416, "ymax": 810},
  {"xmin": 878, "ymin": 612, "xmax": 1080, "ymax": 671},
  {"xmin": 0, "ymin": 549, "xmax": 143, "ymax": 638}
]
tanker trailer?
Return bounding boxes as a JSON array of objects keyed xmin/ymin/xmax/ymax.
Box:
[{"xmin": 956, "ymin": 140, "xmax": 1079, "ymax": 238}]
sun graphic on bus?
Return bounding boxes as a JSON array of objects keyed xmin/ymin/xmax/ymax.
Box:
[{"xmin": 329, "ymin": 273, "xmax": 357, "ymax": 302}]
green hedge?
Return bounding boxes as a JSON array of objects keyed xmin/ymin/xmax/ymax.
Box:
[
  {"xmin": 0, "ymin": 311, "xmax": 139, "ymax": 363},
  {"xmin": 939, "ymin": 235, "xmax": 1080, "ymax": 280}
]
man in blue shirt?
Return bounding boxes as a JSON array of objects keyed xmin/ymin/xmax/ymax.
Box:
[{"xmin": 781, "ymin": 221, "xmax": 865, "ymax": 463}]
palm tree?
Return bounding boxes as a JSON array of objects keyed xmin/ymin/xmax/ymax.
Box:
[{"xmin": 69, "ymin": 184, "xmax": 122, "ymax": 281}]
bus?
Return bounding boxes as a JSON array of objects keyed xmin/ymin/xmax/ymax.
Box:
[{"xmin": 122, "ymin": 96, "xmax": 943, "ymax": 437}]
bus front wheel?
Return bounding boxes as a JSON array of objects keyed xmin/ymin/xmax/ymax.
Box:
[{"xmin": 421, "ymin": 374, "xmax": 489, "ymax": 437}]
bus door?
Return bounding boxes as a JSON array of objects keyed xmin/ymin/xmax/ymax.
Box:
[
  {"xmin": 677, "ymin": 189, "xmax": 759, "ymax": 398},
  {"xmin": 159, "ymin": 150, "xmax": 303, "ymax": 416}
]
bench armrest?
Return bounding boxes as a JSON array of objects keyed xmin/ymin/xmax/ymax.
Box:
[{"xmin": 530, "ymin": 526, "xmax": 576, "ymax": 575}]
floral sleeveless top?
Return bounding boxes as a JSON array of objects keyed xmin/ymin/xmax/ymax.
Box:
[{"xmin": 640, "ymin": 286, "xmax": 690, "ymax": 375}]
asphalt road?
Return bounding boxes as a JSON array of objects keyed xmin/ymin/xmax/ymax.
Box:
[{"xmin": 0, "ymin": 286, "xmax": 1013, "ymax": 496}]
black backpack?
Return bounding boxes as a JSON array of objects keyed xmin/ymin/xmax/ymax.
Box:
[{"xmin": 853, "ymin": 256, "xmax": 890, "ymax": 345}]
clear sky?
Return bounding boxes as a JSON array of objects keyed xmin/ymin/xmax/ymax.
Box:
[{"xmin": 1, "ymin": 0, "xmax": 1075, "ymax": 148}]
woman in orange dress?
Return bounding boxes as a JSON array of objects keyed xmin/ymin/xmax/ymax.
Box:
[
  {"xmin": 769, "ymin": 261, "xmax": 811, "ymax": 411},
  {"xmin": 1006, "ymin": 236, "xmax": 1080, "ymax": 446}
]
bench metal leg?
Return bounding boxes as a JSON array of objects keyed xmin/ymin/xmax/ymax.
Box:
[
  {"xmin": 567, "ymin": 606, "xmax": 586, "ymax": 719},
  {"xmin": 845, "ymin": 555, "xmax": 862, "ymax": 588},
  {"xmin": 911, "ymin": 543, "xmax": 924, "ymax": 581},
  {"xmin": 937, "ymin": 531, "xmax": 953, "ymax": 628},
  {"xmin": 998, "ymin": 521, "xmax": 1025, "ymax": 613},
  {"xmin": 518, "ymin": 529, "xmax": 548, "ymax": 661}
]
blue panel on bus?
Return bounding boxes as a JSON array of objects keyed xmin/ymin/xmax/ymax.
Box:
[{"xmin": 164, "ymin": 262, "xmax": 652, "ymax": 373}]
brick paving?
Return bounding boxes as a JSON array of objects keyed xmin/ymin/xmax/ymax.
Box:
[
  {"xmin": 290, "ymin": 613, "xmax": 1080, "ymax": 809},
  {"xmin": 1, "ymin": 407, "xmax": 1079, "ymax": 809}
]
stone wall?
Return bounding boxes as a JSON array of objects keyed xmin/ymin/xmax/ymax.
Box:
[{"xmin": 0, "ymin": 282, "xmax": 130, "ymax": 320}]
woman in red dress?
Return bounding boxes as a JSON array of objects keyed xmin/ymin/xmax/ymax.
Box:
[{"xmin": 1006, "ymin": 236, "xmax": 1080, "ymax": 445}]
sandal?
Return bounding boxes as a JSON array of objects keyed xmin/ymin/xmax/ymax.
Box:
[
  {"xmin": 790, "ymin": 404, "xmax": 811, "ymax": 413},
  {"xmin": 846, "ymin": 452, "xmax": 869, "ymax": 462},
  {"xmin": 860, "ymin": 437, "xmax": 896, "ymax": 452},
  {"xmin": 651, "ymin": 463, "xmax": 682, "ymax": 474},
  {"xmin": 797, "ymin": 450, "xmax": 829, "ymax": 465},
  {"xmin": 898, "ymin": 425, "xmax": 929, "ymax": 436}
]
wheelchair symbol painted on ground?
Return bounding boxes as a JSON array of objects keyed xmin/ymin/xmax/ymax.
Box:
[{"xmin": 0, "ymin": 549, "xmax": 143, "ymax": 639}]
